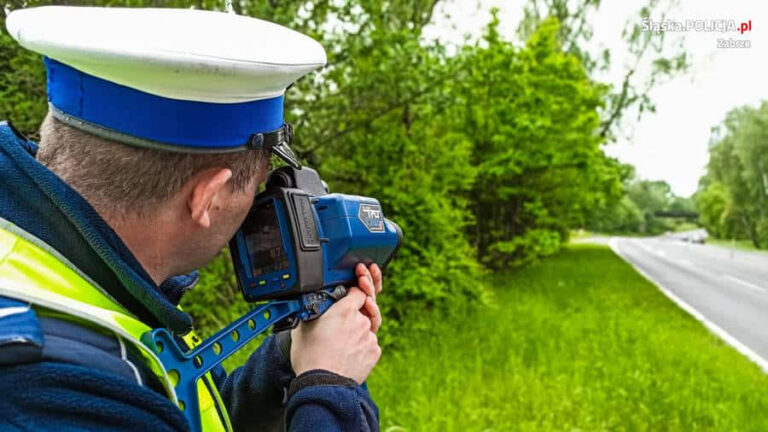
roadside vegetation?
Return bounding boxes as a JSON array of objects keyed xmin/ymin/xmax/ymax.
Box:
[
  {"xmin": 696, "ymin": 102, "xmax": 768, "ymax": 250},
  {"xmin": 370, "ymin": 244, "xmax": 768, "ymax": 431}
]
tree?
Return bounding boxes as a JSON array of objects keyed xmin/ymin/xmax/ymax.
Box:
[
  {"xmin": 454, "ymin": 15, "xmax": 622, "ymax": 268},
  {"xmin": 696, "ymin": 180, "xmax": 736, "ymax": 239},
  {"xmin": 626, "ymin": 179, "xmax": 672, "ymax": 233},
  {"xmin": 698, "ymin": 102, "xmax": 768, "ymax": 248},
  {"xmin": 296, "ymin": 2, "xmax": 488, "ymax": 334},
  {"xmin": 518, "ymin": 0, "xmax": 689, "ymax": 141}
]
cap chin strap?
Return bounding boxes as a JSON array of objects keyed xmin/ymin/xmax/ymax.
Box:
[
  {"xmin": 247, "ymin": 123, "xmax": 301, "ymax": 169},
  {"xmin": 271, "ymin": 140, "xmax": 302, "ymax": 169}
]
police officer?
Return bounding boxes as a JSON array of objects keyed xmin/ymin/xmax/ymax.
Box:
[{"xmin": 0, "ymin": 6, "xmax": 382, "ymax": 431}]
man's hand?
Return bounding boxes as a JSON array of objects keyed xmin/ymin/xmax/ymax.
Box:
[{"xmin": 291, "ymin": 287, "xmax": 381, "ymax": 384}]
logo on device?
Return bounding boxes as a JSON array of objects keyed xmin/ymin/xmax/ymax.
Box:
[{"xmin": 359, "ymin": 204, "xmax": 385, "ymax": 232}]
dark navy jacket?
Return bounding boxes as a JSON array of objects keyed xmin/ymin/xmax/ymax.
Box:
[{"xmin": 0, "ymin": 122, "xmax": 379, "ymax": 431}]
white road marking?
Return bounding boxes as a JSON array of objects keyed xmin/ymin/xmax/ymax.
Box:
[
  {"xmin": 609, "ymin": 237, "xmax": 768, "ymax": 374},
  {"xmin": 724, "ymin": 274, "xmax": 766, "ymax": 293},
  {"xmin": 632, "ymin": 239, "xmax": 655, "ymax": 253},
  {"xmin": 632, "ymin": 239, "xmax": 686, "ymax": 267}
]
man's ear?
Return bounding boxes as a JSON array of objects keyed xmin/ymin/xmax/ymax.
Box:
[{"xmin": 188, "ymin": 168, "xmax": 233, "ymax": 228}]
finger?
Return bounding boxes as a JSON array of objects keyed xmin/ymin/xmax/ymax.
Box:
[
  {"xmin": 356, "ymin": 263, "xmax": 375, "ymax": 294},
  {"xmin": 369, "ymin": 264, "xmax": 383, "ymax": 295},
  {"xmin": 355, "ymin": 263, "xmax": 367, "ymax": 277},
  {"xmin": 356, "ymin": 263, "xmax": 375, "ymax": 299},
  {"xmin": 356, "ymin": 263, "xmax": 374, "ymax": 285},
  {"xmin": 361, "ymin": 296, "xmax": 382, "ymax": 332},
  {"xmin": 338, "ymin": 287, "xmax": 367, "ymax": 310},
  {"xmin": 358, "ymin": 271, "xmax": 375, "ymax": 299}
]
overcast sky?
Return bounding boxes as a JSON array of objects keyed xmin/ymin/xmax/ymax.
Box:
[{"xmin": 424, "ymin": 0, "xmax": 767, "ymax": 197}]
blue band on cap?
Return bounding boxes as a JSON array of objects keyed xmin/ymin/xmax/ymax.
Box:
[{"xmin": 45, "ymin": 57, "xmax": 284, "ymax": 149}]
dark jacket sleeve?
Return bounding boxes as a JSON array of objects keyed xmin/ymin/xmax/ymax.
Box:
[
  {"xmin": 218, "ymin": 333, "xmax": 379, "ymax": 432},
  {"xmin": 218, "ymin": 334, "xmax": 295, "ymax": 431},
  {"xmin": 286, "ymin": 370, "xmax": 379, "ymax": 432},
  {"xmin": 0, "ymin": 361, "xmax": 188, "ymax": 432}
]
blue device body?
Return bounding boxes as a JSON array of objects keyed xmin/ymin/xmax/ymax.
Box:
[
  {"xmin": 230, "ymin": 167, "xmax": 402, "ymax": 302},
  {"xmin": 316, "ymin": 194, "xmax": 401, "ymax": 285}
]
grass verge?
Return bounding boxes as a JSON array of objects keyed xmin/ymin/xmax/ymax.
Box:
[
  {"xmin": 368, "ymin": 243, "xmax": 768, "ymax": 431},
  {"xmin": 707, "ymin": 238, "xmax": 767, "ymax": 254}
]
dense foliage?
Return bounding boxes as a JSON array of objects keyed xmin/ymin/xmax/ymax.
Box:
[
  {"xmin": 0, "ymin": 0, "xmax": 681, "ymax": 339},
  {"xmin": 457, "ymin": 17, "xmax": 621, "ymax": 268},
  {"xmin": 696, "ymin": 102, "xmax": 768, "ymax": 248}
]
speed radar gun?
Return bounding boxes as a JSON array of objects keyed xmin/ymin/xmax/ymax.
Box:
[{"xmin": 142, "ymin": 165, "xmax": 402, "ymax": 431}]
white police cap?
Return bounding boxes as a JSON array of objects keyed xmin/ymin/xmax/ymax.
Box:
[{"xmin": 6, "ymin": 6, "xmax": 327, "ymax": 167}]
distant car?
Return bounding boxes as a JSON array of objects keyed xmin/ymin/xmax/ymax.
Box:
[
  {"xmin": 674, "ymin": 229, "xmax": 708, "ymax": 244},
  {"xmin": 690, "ymin": 232, "xmax": 707, "ymax": 244}
]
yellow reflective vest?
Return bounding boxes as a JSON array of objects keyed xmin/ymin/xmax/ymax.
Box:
[{"xmin": 0, "ymin": 222, "xmax": 232, "ymax": 431}]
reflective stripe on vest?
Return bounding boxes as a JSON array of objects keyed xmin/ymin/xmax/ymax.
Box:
[{"xmin": 0, "ymin": 222, "xmax": 231, "ymax": 431}]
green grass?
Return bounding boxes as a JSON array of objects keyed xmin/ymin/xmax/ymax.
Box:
[
  {"xmin": 368, "ymin": 244, "xmax": 768, "ymax": 431},
  {"xmin": 569, "ymin": 229, "xmax": 598, "ymax": 239},
  {"xmin": 708, "ymin": 238, "xmax": 768, "ymax": 254}
]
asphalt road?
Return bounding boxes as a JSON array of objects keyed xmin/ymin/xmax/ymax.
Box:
[{"xmin": 610, "ymin": 235, "xmax": 768, "ymax": 370}]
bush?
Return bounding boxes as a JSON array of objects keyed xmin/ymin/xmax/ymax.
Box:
[{"xmin": 454, "ymin": 17, "xmax": 618, "ymax": 268}]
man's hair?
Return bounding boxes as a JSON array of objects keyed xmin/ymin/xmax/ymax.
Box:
[{"xmin": 37, "ymin": 113, "xmax": 267, "ymax": 217}]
